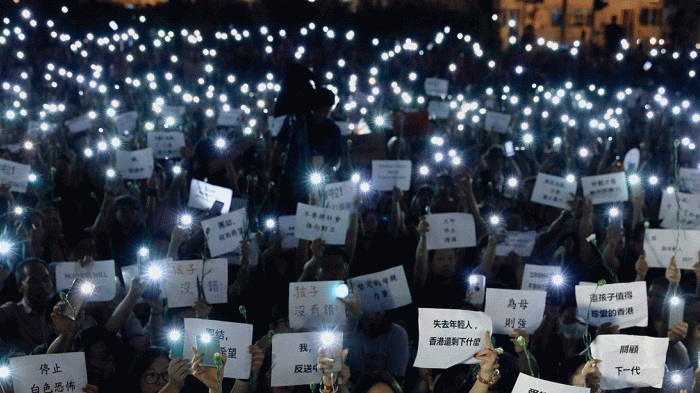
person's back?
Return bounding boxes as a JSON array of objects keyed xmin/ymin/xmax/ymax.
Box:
[{"xmin": 605, "ymin": 16, "xmax": 625, "ymax": 53}]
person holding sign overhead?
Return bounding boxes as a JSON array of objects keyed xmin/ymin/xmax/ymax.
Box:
[{"xmin": 414, "ymin": 217, "xmax": 463, "ymax": 308}]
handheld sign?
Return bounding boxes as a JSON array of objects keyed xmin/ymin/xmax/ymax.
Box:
[
  {"xmin": 268, "ymin": 115, "xmax": 286, "ymax": 137},
  {"xmin": 116, "ymin": 148, "xmax": 155, "ymax": 180},
  {"xmin": 114, "ymin": 111, "xmax": 138, "ymax": 135},
  {"xmin": 575, "ymin": 281, "xmax": 648, "ymax": 329},
  {"xmin": 202, "ymin": 208, "xmax": 246, "ymax": 257},
  {"xmin": 371, "ymin": 160, "xmax": 412, "ymax": 191},
  {"xmin": 414, "ymin": 308, "xmax": 493, "ymax": 369},
  {"xmin": 183, "ymin": 318, "xmax": 253, "ymax": 380},
  {"xmin": 160, "ymin": 105, "xmax": 185, "ymax": 123},
  {"xmin": 271, "ymin": 332, "xmax": 322, "ymax": 387},
  {"xmin": 644, "ymin": 229, "xmax": 700, "ymax": 269},
  {"xmin": 324, "ymin": 181, "xmax": 357, "ymax": 211},
  {"xmin": 495, "ymin": 230, "xmax": 537, "ymax": 257},
  {"xmin": 0, "ymin": 157, "xmax": 31, "ymax": 193},
  {"xmin": 424, "ymin": 78, "xmax": 448, "ymax": 97},
  {"xmin": 217, "ymin": 108, "xmax": 244, "ymax": 127},
  {"xmin": 188, "ymin": 179, "xmax": 233, "ymax": 214},
  {"xmin": 278, "ymin": 215, "xmax": 298, "ymax": 249},
  {"xmin": 581, "ymin": 172, "xmax": 629, "ymax": 205},
  {"xmin": 55, "ymin": 260, "xmax": 116, "ymax": 302},
  {"xmin": 352, "ymin": 266, "xmax": 413, "ymax": 314},
  {"xmin": 65, "ymin": 114, "xmax": 92, "ymax": 134},
  {"xmin": 530, "ymin": 173, "xmax": 577, "ymax": 210},
  {"xmin": 590, "ymin": 334, "xmax": 668, "ymax": 390},
  {"xmin": 427, "ymin": 101, "xmax": 450, "ymax": 120},
  {"xmin": 660, "ymin": 200, "xmax": 700, "ymax": 229},
  {"xmin": 521, "ymin": 264, "xmax": 561, "ymax": 291},
  {"xmin": 484, "ymin": 112, "xmax": 512, "ymax": 133},
  {"xmin": 289, "ymin": 281, "xmax": 348, "ymax": 329},
  {"xmin": 680, "ymin": 167, "xmax": 700, "ymax": 194},
  {"xmin": 294, "ymin": 203, "xmax": 350, "ymax": 245},
  {"xmin": 658, "ymin": 191, "xmax": 700, "ymax": 221},
  {"xmin": 424, "ymin": 213, "xmax": 477, "ymax": 250},
  {"xmin": 623, "ymin": 148, "xmax": 641, "ymax": 171},
  {"xmin": 511, "ymin": 373, "xmax": 589, "ymax": 393},
  {"xmin": 484, "ymin": 288, "xmax": 546, "ymax": 334},
  {"xmin": 335, "ymin": 121, "xmax": 354, "ymax": 136},
  {"xmin": 10, "ymin": 352, "xmax": 88, "ymax": 393},
  {"xmin": 165, "ymin": 259, "xmax": 228, "ymax": 308},
  {"xmin": 147, "ymin": 131, "xmax": 186, "ymax": 159}
]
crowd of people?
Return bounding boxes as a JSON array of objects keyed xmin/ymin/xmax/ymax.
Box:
[{"xmin": 3, "ymin": 2, "xmax": 700, "ymax": 393}]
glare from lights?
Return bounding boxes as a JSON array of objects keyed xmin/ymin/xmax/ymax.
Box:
[
  {"xmin": 169, "ymin": 330, "xmax": 181, "ymax": 342},
  {"xmin": 552, "ymin": 274, "xmax": 564, "ymax": 286},
  {"xmin": 179, "ymin": 214, "xmax": 193, "ymax": 227},
  {"xmin": 609, "ymin": 207, "xmax": 620, "ymax": 218},
  {"xmin": 360, "ymin": 182, "xmax": 371, "ymax": 193},
  {"xmin": 419, "ymin": 165, "xmax": 430, "ymax": 176},
  {"xmin": 489, "ymin": 215, "xmax": 501, "ymax": 225},
  {"xmin": 566, "ymin": 174, "xmax": 576, "ymax": 183},
  {"xmin": 351, "ymin": 173, "xmax": 361, "ymax": 183},
  {"xmin": 334, "ymin": 284, "xmax": 349, "ymax": 298}
]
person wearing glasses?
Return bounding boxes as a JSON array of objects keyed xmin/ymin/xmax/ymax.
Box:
[{"xmin": 130, "ymin": 347, "xmax": 194, "ymax": 393}]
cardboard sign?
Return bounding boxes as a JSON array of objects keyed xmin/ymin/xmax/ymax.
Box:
[
  {"xmin": 267, "ymin": 115, "xmax": 286, "ymax": 137},
  {"xmin": 484, "ymin": 289, "xmax": 546, "ymax": 334},
  {"xmin": 271, "ymin": 332, "xmax": 322, "ymax": 387},
  {"xmin": 202, "ymin": 208, "xmax": 246, "ymax": 257},
  {"xmin": 680, "ymin": 167, "xmax": 700, "ymax": 194},
  {"xmin": 183, "ymin": 318, "xmax": 252, "ymax": 380},
  {"xmin": 55, "ymin": 260, "xmax": 116, "ymax": 302},
  {"xmin": 590, "ymin": 334, "xmax": 667, "ymax": 390},
  {"xmin": 114, "ymin": 111, "xmax": 138, "ymax": 135},
  {"xmin": 644, "ymin": 229, "xmax": 700, "ymax": 269},
  {"xmin": 659, "ymin": 191, "xmax": 700, "ymax": 221},
  {"xmin": 581, "ymin": 172, "xmax": 629, "ymax": 204},
  {"xmin": 115, "ymin": 149, "xmax": 154, "ymax": 180},
  {"xmin": 530, "ymin": 173, "xmax": 577, "ymax": 210},
  {"xmin": 485, "ymin": 112, "xmax": 512, "ymax": 133},
  {"xmin": 495, "ymin": 230, "xmax": 537, "ymax": 257},
  {"xmin": 511, "ymin": 373, "xmax": 589, "ymax": 393},
  {"xmin": 10, "ymin": 352, "xmax": 88, "ymax": 393},
  {"xmin": 64, "ymin": 114, "xmax": 91, "ymax": 134},
  {"xmin": 279, "ymin": 215, "xmax": 298, "ymax": 249},
  {"xmin": 660, "ymin": 200, "xmax": 700, "ymax": 229},
  {"xmin": 623, "ymin": 148, "xmax": 641, "ymax": 171},
  {"xmin": 147, "ymin": 131, "xmax": 186, "ymax": 159},
  {"xmin": 217, "ymin": 108, "xmax": 244, "ymax": 127},
  {"xmin": 0, "ymin": 157, "xmax": 31, "ymax": 193},
  {"xmin": 425, "ymin": 213, "xmax": 477, "ymax": 250},
  {"xmin": 371, "ymin": 160, "xmax": 412, "ymax": 191},
  {"xmin": 324, "ymin": 181, "xmax": 357, "ymax": 211},
  {"xmin": 424, "ymin": 78, "xmax": 448, "ymax": 97},
  {"xmin": 352, "ymin": 266, "xmax": 412, "ymax": 314},
  {"xmin": 521, "ymin": 264, "xmax": 561, "ymax": 291},
  {"xmin": 164, "ymin": 259, "xmax": 228, "ymax": 308},
  {"xmin": 188, "ymin": 178, "xmax": 233, "ymax": 214},
  {"xmin": 414, "ymin": 308, "xmax": 493, "ymax": 369},
  {"xmin": 427, "ymin": 101, "xmax": 450, "ymax": 119},
  {"xmin": 575, "ymin": 281, "xmax": 648, "ymax": 329},
  {"xmin": 294, "ymin": 203, "xmax": 350, "ymax": 245},
  {"xmin": 289, "ymin": 281, "xmax": 348, "ymax": 329}
]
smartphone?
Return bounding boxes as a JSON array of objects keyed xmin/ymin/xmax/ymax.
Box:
[
  {"xmin": 505, "ymin": 141, "xmax": 515, "ymax": 157},
  {"xmin": 319, "ymin": 332, "xmax": 343, "ymax": 373},
  {"xmin": 208, "ymin": 201, "xmax": 224, "ymax": 218},
  {"xmin": 60, "ymin": 278, "xmax": 95, "ymax": 320},
  {"xmin": 668, "ymin": 298, "xmax": 685, "ymax": 330},
  {"xmin": 139, "ymin": 264, "xmax": 162, "ymax": 301},
  {"xmin": 608, "ymin": 214, "xmax": 623, "ymax": 235},
  {"xmin": 468, "ymin": 274, "xmax": 486, "ymax": 305},
  {"xmin": 196, "ymin": 334, "xmax": 221, "ymax": 367},
  {"xmin": 169, "ymin": 330, "xmax": 185, "ymax": 358},
  {"xmin": 494, "ymin": 229, "xmax": 507, "ymax": 244}
]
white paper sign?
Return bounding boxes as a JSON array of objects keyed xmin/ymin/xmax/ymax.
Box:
[
  {"xmin": 324, "ymin": 181, "xmax": 357, "ymax": 211},
  {"xmin": 65, "ymin": 114, "xmax": 91, "ymax": 134},
  {"xmin": 495, "ymin": 230, "xmax": 537, "ymax": 257},
  {"xmin": 485, "ymin": 112, "xmax": 512, "ymax": 133},
  {"xmin": 371, "ymin": 160, "xmax": 412, "ymax": 191},
  {"xmin": 530, "ymin": 173, "xmax": 577, "ymax": 210},
  {"xmin": 10, "ymin": 353, "xmax": 88, "ymax": 393},
  {"xmin": 147, "ymin": 132, "xmax": 186, "ymax": 159},
  {"xmin": 267, "ymin": 115, "xmax": 286, "ymax": 137},
  {"xmin": 590, "ymin": 334, "xmax": 667, "ymax": 390},
  {"xmin": 188, "ymin": 179, "xmax": 233, "ymax": 214},
  {"xmin": 279, "ymin": 215, "xmax": 298, "ymax": 249},
  {"xmin": 202, "ymin": 208, "xmax": 246, "ymax": 257},
  {"xmin": 521, "ymin": 264, "xmax": 561, "ymax": 291},
  {"xmin": 680, "ymin": 167, "xmax": 700, "ymax": 194},
  {"xmin": 428, "ymin": 101, "xmax": 450, "ymax": 119},
  {"xmin": 271, "ymin": 332, "xmax": 322, "ymax": 387},
  {"xmin": 659, "ymin": 191, "xmax": 700, "ymax": 220},
  {"xmin": 660, "ymin": 200, "xmax": 700, "ymax": 229},
  {"xmin": 644, "ymin": 229, "xmax": 700, "ymax": 269},
  {"xmin": 581, "ymin": 172, "xmax": 629, "ymax": 204},
  {"xmin": 289, "ymin": 281, "xmax": 348, "ymax": 329},
  {"xmin": 623, "ymin": 148, "xmax": 641, "ymax": 171},
  {"xmin": 218, "ymin": 108, "xmax": 244, "ymax": 127},
  {"xmin": 0, "ymin": 157, "xmax": 31, "ymax": 193},
  {"xmin": 116, "ymin": 148, "xmax": 155, "ymax": 180},
  {"xmin": 424, "ymin": 78, "xmax": 448, "ymax": 97},
  {"xmin": 55, "ymin": 260, "xmax": 116, "ymax": 302},
  {"xmin": 294, "ymin": 203, "xmax": 350, "ymax": 245},
  {"xmin": 165, "ymin": 259, "xmax": 228, "ymax": 308},
  {"xmin": 484, "ymin": 289, "xmax": 546, "ymax": 334},
  {"xmin": 511, "ymin": 373, "xmax": 589, "ymax": 393},
  {"xmin": 425, "ymin": 213, "xmax": 477, "ymax": 250},
  {"xmin": 353, "ymin": 266, "xmax": 412, "ymax": 314},
  {"xmin": 575, "ymin": 281, "xmax": 648, "ymax": 329},
  {"xmin": 183, "ymin": 318, "xmax": 252, "ymax": 380},
  {"xmin": 414, "ymin": 308, "xmax": 493, "ymax": 368},
  {"xmin": 335, "ymin": 121, "xmax": 354, "ymax": 136},
  {"xmin": 114, "ymin": 111, "xmax": 138, "ymax": 135}
]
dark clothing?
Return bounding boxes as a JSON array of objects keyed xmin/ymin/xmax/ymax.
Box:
[
  {"xmin": 308, "ymin": 118, "xmax": 343, "ymax": 168},
  {"xmin": 0, "ymin": 298, "xmax": 52, "ymax": 354}
]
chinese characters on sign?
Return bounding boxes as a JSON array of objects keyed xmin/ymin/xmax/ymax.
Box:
[
  {"xmin": 520, "ymin": 264, "xmax": 561, "ymax": 291},
  {"xmin": 511, "ymin": 373, "xmax": 590, "ymax": 393},
  {"xmin": 484, "ymin": 289, "xmax": 546, "ymax": 334},
  {"xmin": 575, "ymin": 282, "xmax": 648, "ymax": 329},
  {"xmin": 271, "ymin": 332, "xmax": 323, "ymax": 386},
  {"xmin": 288, "ymin": 281, "xmax": 348, "ymax": 329},
  {"xmin": 371, "ymin": 160, "xmax": 412, "ymax": 191},
  {"xmin": 644, "ymin": 229, "xmax": 700, "ymax": 269},
  {"xmin": 324, "ymin": 181, "xmax": 357, "ymax": 212},
  {"xmin": 590, "ymin": 334, "xmax": 668, "ymax": 390},
  {"xmin": 183, "ymin": 318, "xmax": 253, "ymax": 380},
  {"xmin": 147, "ymin": 131, "xmax": 186, "ymax": 159},
  {"xmin": 660, "ymin": 200, "xmax": 700, "ymax": 229},
  {"xmin": 10, "ymin": 353, "xmax": 88, "ymax": 393},
  {"xmin": 495, "ymin": 231, "xmax": 537, "ymax": 257},
  {"xmin": 581, "ymin": 172, "xmax": 629, "ymax": 205},
  {"xmin": 353, "ymin": 266, "xmax": 412, "ymax": 314},
  {"xmin": 424, "ymin": 213, "xmax": 477, "ymax": 250},
  {"xmin": 202, "ymin": 208, "xmax": 246, "ymax": 257},
  {"xmin": 188, "ymin": 178, "xmax": 233, "ymax": 214},
  {"xmin": 530, "ymin": 173, "xmax": 577, "ymax": 210},
  {"xmin": 424, "ymin": 77, "xmax": 449, "ymax": 97},
  {"xmin": 294, "ymin": 203, "xmax": 350, "ymax": 245},
  {"xmin": 164, "ymin": 259, "xmax": 228, "ymax": 308},
  {"xmin": 115, "ymin": 148, "xmax": 155, "ymax": 180}
]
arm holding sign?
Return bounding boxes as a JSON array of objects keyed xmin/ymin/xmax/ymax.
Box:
[
  {"xmin": 580, "ymin": 359, "xmax": 602, "ymax": 393},
  {"xmin": 470, "ymin": 331, "xmax": 498, "ymax": 393},
  {"xmin": 635, "ymin": 255, "xmax": 648, "ymax": 281},
  {"xmin": 388, "ymin": 187, "xmax": 408, "ymax": 239},
  {"xmin": 318, "ymin": 347, "xmax": 350, "ymax": 393},
  {"xmin": 229, "ymin": 345, "xmax": 264, "ymax": 393},
  {"xmin": 193, "ymin": 347, "xmax": 228, "ymax": 393},
  {"xmin": 299, "ymin": 238, "xmax": 325, "ymax": 282},
  {"xmin": 454, "ymin": 174, "xmax": 486, "ymax": 241},
  {"xmin": 578, "ymin": 199, "xmax": 597, "ymax": 270},
  {"xmin": 106, "ymin": 276, "xmax": 156, "ymax": 353},
  {"xmin": 414, "ymin": 217, "xmax": 429, "ymax": 289}
]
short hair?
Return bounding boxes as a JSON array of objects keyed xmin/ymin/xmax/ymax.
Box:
[
  {"xmin": 14, "ymin": 258, "xmax": 48, "ymax": 283},
  {"xmin": 315, "ymin": 88, "xmax": 336, "ymax": 109},
  {"xmin": 323, "ymin": 246, "xmax": 349, "ymax": 265}
]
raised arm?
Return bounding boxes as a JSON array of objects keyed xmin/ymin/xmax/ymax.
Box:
[
  {"xmin": 414, "ymin": 217, "xmax": 430, "ymax": 289},
  {"xmin": 299, "ymin": 238, "xmax": 325, "ymax": 282}
]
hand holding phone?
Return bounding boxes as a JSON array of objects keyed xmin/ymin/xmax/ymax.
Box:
[
  {"xmin": 59, "ymin": 278, "xmax": 95, "ymax": 321},
  {"xmin": 169, "ymin": 330, "xmax": 185, "ymax": 358},
  {"xmin": 468, "ymin": 274, "xmax": 486, "ymax": 305},
  {"xmin": 196, "ymin": 334, "xmax": 221, "ymax": 367},
  {"xmin": 319, "ymin": 332, "xmax": 343, "ymax": 373}
]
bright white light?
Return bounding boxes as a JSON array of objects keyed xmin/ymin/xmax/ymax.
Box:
[
  {"xmin": 23, "ymin": 141, "xmax": 33, "ymax": 150},
  {"xmin": 609, "ymin": 207, "xmax": 619, "ymax": 218},
  {"xmin": 374, "ymin": 116, "xmax": 385, "ymax": 127},
  {"xmin": 310, "ymin": 172, "xmax": 323, "ymax": 185},
  {"xmin": 334, "ymin": 284, "xmax": 349, "ymax": 298},
  {"xmin": 97, "ymin": 141, "xmax": 108, "ymax": 151},
  {"xmin": 13, "ymin": 207, "xmax": 23, "ymax": 215},
  {"xmin": 489, "ymin": 215, "xmax": 500, "ymax": 225},
  {"xmin": 553, "ymin": 137, "xmax": 562, "ymax": 145},
  {"xmin": 28, "ymin": 173, "xmax": 37, "ymax": 182},
  {"xmin": 671, "ymin": 296, "xmax": 681, "ymax": 306},
  {"xmin": 351, "ymin": 173, "xmax": 361, "ymax": 183},
  {"xmin": 0, "ymin": 366, "xmax": 9, "ymax": 378},
  {"xmin": 649, "ymin": 176, "xmax": 659, "ymax": 185},
  {"xmin": 215, "ymin": 138, "xmax": 226, "ymax": 149},
  {"xmin": 628, "ymin": 174, "xmax": 640, "ymax": 185},
  {"xmin": 452, "ymin": 157, "xmax": 461, "ymax": 166},
  {"xmin": 139, "ymin": 247, "xmax": 149, "ymax": 257},
  {"xmin": 169, "ymin": 331, "xmax": 181, "ymax": 341},
  {"xmin": 147, "ymin": 265, "xmax": 163, "ymax": 280},
  {"xmin": 173, "ymin": 165, "xmax": 182, "ymax": 175},
  {"xmin": 566, "ymin": 174, "xmax": 576, "ymax": 183},
  {"xmin": 360, "ymin": 182, "xmax": 371, "ymax": 193},
  {"xmin": 507, "ymin": 177, "xmax": 518, "ymax": 188},
  {"xmin": 84, "ymin": 148, "xmax": 93, "ymax": 158},
  {"xmin": 320, "ymin": 332, "xmax": 336, "ymax": 345},
  {"xmin": 106, "ymin": 169, "xmax": 116, "ymax": 178},
  {"xmin": 667, "ymin": 186, "xmax": 675, "ymax": 194},
  {"xmin": 0, "ymin": 241, "xmax": 11, "ymax": 254},
  {"xmin": 579, "ymin": 147, "xmax": 589, "ymax": 158},
  {"xmin": 80, "ymin": 282, "xmax": 95, "ymax": 295},
  {"xmin": 419, "ymin": 165, "xmax": 430, "ymax": 176},
  {"xmin": 434, "ymin": 152, "xmax": 444, "ymax": 162},
  {"xmin": 179, "ymin": 214, "xmax": 193, "ymax": 227},
  {"xmin": 552, "ymin": 274, "xmax": 564, "ymax": 286},
  {"xmin": 110, "ymin": 137, "xmax": 121, "ymax": 148},
  {"xmin": 200, "ymin": 333, "xmax": 211, "ymax": 343},
  {"xmin": 672, "ymin": 373, "xmax": 682, "ymax": 384},
  {"xmin": 523, "ymin": 134, "xmax": 533, "ymax": 144}
]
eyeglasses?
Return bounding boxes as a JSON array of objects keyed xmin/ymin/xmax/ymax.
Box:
[{"xmin": 143, "ymin": 372, "xmax": 169, "ymax": 385}]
